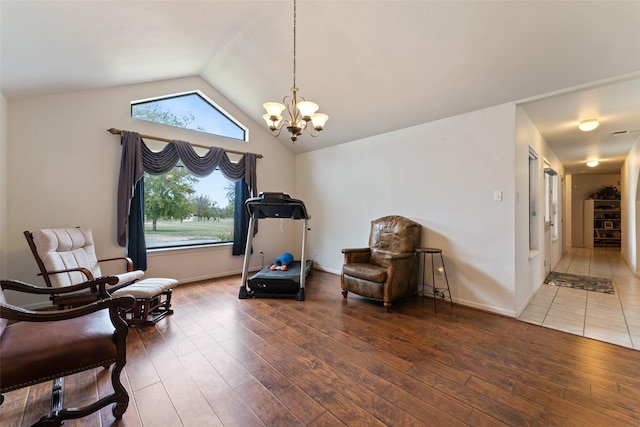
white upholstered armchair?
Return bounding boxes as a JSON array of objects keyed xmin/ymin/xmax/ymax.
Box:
[{"xmin": 24, "ymin": 227, "xmax": 144, "ymax": 308}]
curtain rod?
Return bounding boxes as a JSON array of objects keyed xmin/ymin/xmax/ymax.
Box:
[{"xmin": 107, "ymin": 128, "xmax": 263, "ymax": 158}]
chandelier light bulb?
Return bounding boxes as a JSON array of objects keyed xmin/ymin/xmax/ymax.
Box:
[
  {"xmin": 297, "ymin": 101, "xmax": 319, "ymax": 120},
  {"xmin": 263, "ymin": 113, "xmax": 283, "ymax": 130},
  {"xmin": 263, "ymin": 102, "xmax": 285, "ymax": 117},
  {"xmin": 311, "ymin": 113, "xmax": 329, "ymax": 130}
]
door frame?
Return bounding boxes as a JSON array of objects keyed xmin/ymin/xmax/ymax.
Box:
[{"xmin": 544, "ymin": 166, "xmax": 558, "ymax": 276}]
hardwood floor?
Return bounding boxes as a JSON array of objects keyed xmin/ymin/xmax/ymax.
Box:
[{"xmin": 4, "ymin": 270, "xmax": 640, "ymax": 426}]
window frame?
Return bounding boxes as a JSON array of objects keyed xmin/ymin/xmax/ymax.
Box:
[
  {"xmin": 131, "ymin": 90, "xmax": 249, "ymax": 141},
  {"xmin": 143, "ymin": 166, "xmax": 237, "ymax": 250}
]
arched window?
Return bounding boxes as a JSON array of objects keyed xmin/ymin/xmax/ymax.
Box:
[{"xmin": 131, "ymin": 90, "xmax": 247, "ymax": 141}]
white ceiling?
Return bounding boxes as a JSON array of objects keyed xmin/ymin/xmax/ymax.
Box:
[
  {"xmin": 519, "ymin": 76, "xmax": 640, "ymax": 175},
  {"xmin": 2, "ymin": 1, "xmax": 640, "ymax": 173}
]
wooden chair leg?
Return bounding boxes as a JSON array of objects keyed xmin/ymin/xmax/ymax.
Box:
[
  {"xmin": 124, "ymin": 289, "xmax": 174, "ymax": 327},
  {"xmin": 110, "ymin": 355, "xmax": 129, "ymax": 419},
  {"xmin": 31, "ymin": 362, "xmax": 129, "ymax": 426},
  {"xmin": 140, "ymin": 298, "xmax": 152, "ymax": 325}
]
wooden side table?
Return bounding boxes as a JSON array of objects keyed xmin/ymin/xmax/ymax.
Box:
[{"xmin": 416, "ymin": 247, "xmax": 452, "ymax": 312}]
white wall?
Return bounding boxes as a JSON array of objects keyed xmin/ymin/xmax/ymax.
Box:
[
  {"xmin": 622, "ymin": 136, "xmax": 640, "ymax": 274},
  {"xmin": 514, "ymin": 107, "xmax": 565, "ymax": 315},
  {"xmin": 1, "ymin": 91, "xmax": 7, "ymax": 279},
  {"xmin": 6, "ymin": 76, "xmax": 298, "ymax": 306},
  {"xmin": 296, "ymin": 103, "xmax": 519, "ymax": 316}
]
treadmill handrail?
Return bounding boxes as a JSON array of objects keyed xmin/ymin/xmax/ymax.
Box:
[{"xmin": 245, "ymin": 193, "xmax": 309, "ymax": 220}]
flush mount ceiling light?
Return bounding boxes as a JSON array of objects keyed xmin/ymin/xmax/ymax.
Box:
[
  {"xmin": 586, "ymin": 160, "xmax": 599, "ymax": 167},
  {"xmin": 263, "ymin": 0, "xmax": 329, "ymax": 143},
  {"xmin": 579, "ymin": 119, "xmax": 599, "ymax": 132}
]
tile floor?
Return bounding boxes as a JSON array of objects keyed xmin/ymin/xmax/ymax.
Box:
[{"xmin": 519, "ymin": 246, "xmax": 640, "ymax": 349}]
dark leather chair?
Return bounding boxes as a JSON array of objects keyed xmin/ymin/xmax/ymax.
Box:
[
  {"xmin": 0, "ymin": 277, "xmax": 134, "ymax": 426},
  {"xmin": 341, "ymin": 215, "xmax": 421, "ymax": 311}
]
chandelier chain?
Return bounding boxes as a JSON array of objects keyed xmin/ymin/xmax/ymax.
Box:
[{"xmin": 292, "ymin": 0, "xmax": 297, "ymax": 89}]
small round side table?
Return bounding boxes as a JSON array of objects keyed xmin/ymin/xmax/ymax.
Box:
[{"xmin": 416, "ymin": 247, "xmax": 452, "ymax": 312}]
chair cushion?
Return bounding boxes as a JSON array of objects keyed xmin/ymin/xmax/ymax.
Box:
[
  {"xmin": 343, "ymin": 263, "xmax": 387, "ymax": 283},
  {"xmin": 115, "ymin": 270, "xmax": 145, "ymax": 286},
  {"xmin": 112, "ymin": 278, "xmax": 177, "ymax": 298},
  {"xmin": 0, "ymin": 310, "xmax": 116, "ymax": 392},
  {"xmin": 342, "ymin": 275, "xmax": 385, "ymax": 300},
  {"xmin": 32, "ymin": 228, "xmax": 101, "ymax": 288}
]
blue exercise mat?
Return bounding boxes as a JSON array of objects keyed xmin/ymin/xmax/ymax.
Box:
[{"xmin": 273, "ymin": 252, "xmax": 294, "ymax": 266}]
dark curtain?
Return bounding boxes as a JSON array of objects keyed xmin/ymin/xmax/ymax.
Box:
[
  {"xmin": 127, "ymin": 178, "xmax": 147, "ymax": 270},
  {"xmin": 117, "ymin": 133, "xmax": 144, "ymax": 247},
  {"xmin": 117, "ymin": 131, "xmax": 258, "ymax": 259},
  {"xmin": 232, "ymin": 179, "xmax": 251, "ymax": 256}
]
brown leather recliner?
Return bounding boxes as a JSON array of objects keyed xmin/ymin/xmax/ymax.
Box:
[
  {"xmin": 0, "ymin": 277, "xmax": 134, "ymax": 426},
  {"xmin": 341, "ymin": 215, "xmax": 421, "ymax": 311}
]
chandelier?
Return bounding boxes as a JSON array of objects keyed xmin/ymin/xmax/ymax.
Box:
[{"xmin": 263, "ymin": 0, "xmax": 328, "ymax": 142}]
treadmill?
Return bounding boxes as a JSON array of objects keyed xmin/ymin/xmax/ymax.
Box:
[{"xmin": 238, "ymin": 192, "xmax": 312, "ymax": 301}]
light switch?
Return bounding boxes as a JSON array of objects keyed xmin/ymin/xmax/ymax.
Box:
[{"xmin": 493, "ymin": 190, "xmax": 503, "ymax": 202}]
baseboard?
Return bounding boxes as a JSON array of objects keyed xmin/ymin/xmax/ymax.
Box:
[
  {"xmin": 453, "ymin": 297, "xmax": 516, "ymax": 318},
  {"xmin": 177, "ymin": 265, "xmax": 263, "ymax": 285},
  {"xmin": 310, "ymin": 264, "xmax": 341, "ymax": 275}
]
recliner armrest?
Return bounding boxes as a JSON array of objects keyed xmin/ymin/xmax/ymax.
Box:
[
  {"xmin": 342, "ymin": 247, "xmax": 371, "ymax": 264},
  {"xmin": 341, "ymin": 247, "xmax": 370, "ymax": 253},
  {"xmin": 98, "ymin": 256, "xmax": 135, "ymax": 272},
  {"xmin": 388, "ymin": 252, "xmax": 417, "ymax": 261}
]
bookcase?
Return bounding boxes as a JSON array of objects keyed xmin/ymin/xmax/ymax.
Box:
[{"xmin": 584, "ymin": 199, "xmax": 621, "ymax": 248}]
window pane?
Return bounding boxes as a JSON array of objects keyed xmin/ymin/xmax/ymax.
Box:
[
  {"xmin": 132, "ymin": 92, "xmax": 246, "ymax": 141},
  {"xmin": 144, "ymin": 168, "xmax": 236, "ymax": 249}
]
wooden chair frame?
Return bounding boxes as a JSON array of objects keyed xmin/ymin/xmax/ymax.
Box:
[{"xmin": 0, "ymin": 277, "xmax": 134, "ymax": 426}]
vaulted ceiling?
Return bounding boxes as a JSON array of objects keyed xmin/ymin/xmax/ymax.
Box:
[{"xmin": 2, "ymin": 1, "xmax": 640, "ymax": 172}]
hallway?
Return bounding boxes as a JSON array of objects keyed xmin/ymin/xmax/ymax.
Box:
[{"xmin": 519, "ymin": 247, "xmax": 640, "ymax": 349}]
